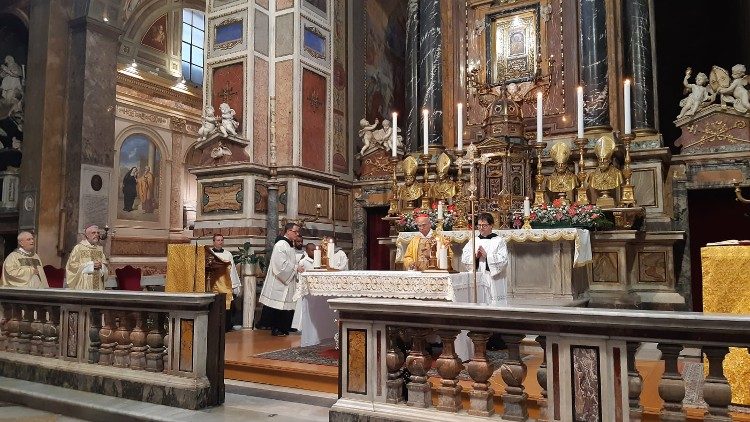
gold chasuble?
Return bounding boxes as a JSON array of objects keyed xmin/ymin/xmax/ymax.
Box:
[
  {"xmin": 1, "ymin": 249, "xmax": 48, "ymax": 288},
  {"xmin": 65, "ymin": 240, "xmax": 108, "ymax": 290},
  {"xmin": 166, "ymin": 244, "xmax": 206, "ymax": 293},
  {"xmin": 402, "ymin": 232, "xmax": 452, "ymax": 271}
]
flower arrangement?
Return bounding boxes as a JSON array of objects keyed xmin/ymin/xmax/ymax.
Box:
[
  {"xmin": 517, "ymin": 199, "xmax": 612, "ymax": 230},
  {"xmin": 396, "ymin": 202, "xmax": 456, "ymax": 232}
]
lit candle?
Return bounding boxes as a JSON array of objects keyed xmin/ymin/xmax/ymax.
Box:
[
  {"xmin": 577, "ymin": 86, "xmax": 584, "ymax": 139},
  {"xmin": 391, "ymin": 112, "xmax": 398, "ymax": 157},
  {"xmin": 327, "ymin": 239, "xmax": 335, "ymax": 264},
  {"xmin": 536, "ymin": 91, "xmax": 543, "ymax": 143},
  {"xmin": 313, "ymin": 246, "xmax": 321, "ymax": 268},
  {"xmin": 624, "ymin": 79, "xmax": 632, "ymax": 135},
  {"xmin": 457, "ymin": 103, "xmax": 463, "ymax": 151},
  {"xmin": 437, "ymin": 201, "xmax": 444, "ymax": 220},
  {"xmin": 523, "ymin": 197, "xmax": 530, "ymax": 218},
  {"xmin": 422, "ymin": 109, "xmax": 429, "ymax": 155},
  {"xmin": 438, "ymin": 246, "xmax": 448, "ymax": 270}
]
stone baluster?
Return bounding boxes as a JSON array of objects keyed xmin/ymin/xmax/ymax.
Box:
[
  {"xmin": 385, "ymin": 326, "xmax": 406, "ymax": 404},
  {"xmin": 30, "ymin": 305, "xmax": 44, "ymax": 356},
  {"xmin": 88, "ymin": 309, "xmax": 101, "ymax": 363},
  {"xmin": 657, "ymin": 343, "xmax": 685, "ymax": 422},
  {"xmin": 702, "ymin": 346, "xmax": 731, "ymax": 422},
  {"xmin": 500, "ymin": 334, "xmax": 529, "ymax": 421},
  {"xmin": 17, "ymin": 304, "xmax": 32, "ymax": 354},
  {"xmin": 466, "ymin": 331, "xmax": 495, "ymax": 417},
  {"xmin": 162, "ymin": 315, "xmax": 170, "ymax": 371},
  {"xmin": 98, "ymin": 310, "xmax": 116, "ymax": 365},
  {"xmin": 535, "ymin": 336, "xmax": 549, "ymax": 422},
  {"xmin": 42, "ymin": 306, "xmax": 59, "ymax": 358},
  {"xmin": 6, "ymin": 303, "xmax": 20, "ymax": 352},
  {"xmin": 404, "ymin": 328, "xmax": 433, "ymax": 408},
  {"xmin": 146, "ymin": 312, "xmax": 165, "ymax": 372},
  {"xmin": 434, "ymin": 330, "xmax": 464, "ymax": 412},
  {"xmin": 112, "ymin": 312, "xmax": 132, "ymax": 368},
  {"xmin": 0, "ymin": 302, "xmax": 9, "ymax": 351},
  {"xmin": 627, "ymin": 342, "xmax": 643, "ymax": 421},
  {"xmin": 129, "ymin": 312, "xmax": 147, "ymax": 370}
]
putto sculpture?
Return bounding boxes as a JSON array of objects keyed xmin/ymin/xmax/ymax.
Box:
[
  {"xmin": 676, "ymin": 64, "xmax": 750, "ymax": 119},
  {"xmin": 197, "ymin": 105, "xmax": 218, "ymax": 142},
  {"xmin": 219, "ymin": 102, "xmax": 240, "ymax": 137},
  {"xmin": 357, "ymin": 117, "xmax": 403, "ymax": 156}
]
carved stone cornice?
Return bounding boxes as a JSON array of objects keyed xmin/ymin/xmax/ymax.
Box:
[{"xmin": 116, "ymin": 72, "xmax": 202, "ymax": 110}]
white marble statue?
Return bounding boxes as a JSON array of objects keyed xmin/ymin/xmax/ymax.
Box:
[
  {"xmin": 358, "ymin": 118, "xmax": 378, "ymax": 155},
  {"xmin": 0, "ymin": 55, "xmax": 23, "ymax": 105},
  {"xmin": 219, "ymin": 102, "xmax": 240, "ymax": 137},
  {"xmin": 358, "ymin": 118, "xmax": 403, "ymax": 156},
  {"xmin": 210, "ymin": 142, "xmax": 232, "ymax": 159},
  {"xmin": 719, "ymin": 64, "xmax": 750, "ymax": 113},
  {"xmin": 677, "ymin": 68, "xmax": 713, "ymax": 119},
  {"xmin": 197, "ymin": 105, "xmax": 218, "ymax": 142}
]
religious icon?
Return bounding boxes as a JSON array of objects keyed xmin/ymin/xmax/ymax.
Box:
[
  {"xmin": 118, "ymin": 134, "xmax": 161, "ymax": 222},
  {"xmin": 141, "ymin": 15, "xmax": 167, "ymax": 53},
  {"xmin": 509, "ymin": 31, "xmax": 526, "ymax": 57}
]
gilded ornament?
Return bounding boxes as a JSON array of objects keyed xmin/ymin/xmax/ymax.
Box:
[
  {"xmin": 398, "ymin": 156, "xmax": 423, "ymax": 207},
  {"xmin": 546, "ymin": 142, "xmax": 578, "ymax": 202},
  {"xmin": 429, "ymin": 153, "xmax": 457, "ymax": 200},
  {"xmin": 589, "ymin": 135, "xmax": 623, "ymax": 207}
]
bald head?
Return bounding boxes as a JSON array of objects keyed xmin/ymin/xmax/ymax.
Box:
[
  {"xmin": 17, "ymin": 231, "xmax": 35, "ymax": 253},
  {"xmin": 416, "ymin": 215, "xmax": 431, "ymax": 236}
]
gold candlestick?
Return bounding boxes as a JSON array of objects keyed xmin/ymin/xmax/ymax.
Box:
[
  {"xmin": 522, "ymin": 215, "xmax": 531, "ymax": 230},
  {"xmin": 532, "ymin": 141, "xmax": 547, "ymax": 206},
  {"xmin": 387, "ymin": 156, "xmax": 400, "ymax": 216},
  {"xmin": 574, "ymin": 137, "xmax": 590, "ymax": 205},
  {"xmin": 452, "ymin": 149, "xmax": 468, "ymax": 229},
  {"xmin": 420, "ymin": 153, "xmax": 431, "ymax": 210},
  {"xmin": 619, "ymin": 133, "xmax": 636, "ymax": 207}
]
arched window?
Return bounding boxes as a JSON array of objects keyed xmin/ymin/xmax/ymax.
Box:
[{"xmin": 182, "ymin": 9, "xmax": 205, "ymax": 85}]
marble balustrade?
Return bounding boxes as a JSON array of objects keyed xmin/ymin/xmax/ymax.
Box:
[
  {"xmin": 329, "ymin": 298, "xmax": 750, "ymax": 422},
  {"xmin": 0, "ymin": 289, "xmax": 225, "ymax": 409}
]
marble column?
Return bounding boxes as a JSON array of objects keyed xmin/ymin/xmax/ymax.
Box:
[
  {"xmin": 405, "ymin": 0, "xmax": 420, "ymax": 152},
  {"xmin": 418, "ymin": 0, "xmax": 442, "ymax": 148},
  {"xmin": 350, "ymin": 198, "xmax": 367, "ymax": 270},
  {"xmin": 265, "ymin": 183, "xmax": 279, "ymax": 254},
  {"xmin": 578, "ymin": 0, "xmax": 610, "ymax": 129},
  {"xmin": 622, "ymin": 0, "xmax": 656, "ymax": 133},
  {"xmin": 169, "ymin": 128, "xmax": 184, "ymax": 235}
]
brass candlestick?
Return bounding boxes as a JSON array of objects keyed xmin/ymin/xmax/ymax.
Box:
[
  {"xmin": 452, "ymin": 149, "xmax": 468, "ymax": 229},
  {"xmin": 532, "ymin": 141, "xmax": 547, "ymax": 206},
  {"xmin": 733, "ymin": 179, "xmax": 750, "ymax": 204},
  {"xmin": 619, "ymin": 133, "xmax": 636, "ymax": 207},
  {"xmin": 574, "ymin": 137, "xmax": 590, "ymax": 205},
  {"xmin": 522, "ymin": 215, "xmax": 531, "ymax": 230},
  {"xmin": 420, "ymin": 153, "xmax": 431, "ymax": 210},
  {"xmin": 387, "ymin": 156, "xmax": 400, "ymax": 216}
]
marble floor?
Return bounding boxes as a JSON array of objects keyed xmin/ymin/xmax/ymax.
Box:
[{"xmin": 0, "ymin": 401, "xmax": 86, "ymax": 422}]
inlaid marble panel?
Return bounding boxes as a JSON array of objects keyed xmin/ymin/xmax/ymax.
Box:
[
  {"xmin": 301, "ymin": 69, "xmax": 327, "ymax": 172},
  {"xmin": 201, "ymin": 180, "xmax": 243, "ymax": 214},
  {"xmin": 255, "ymin": 0, "xmax": 268, "ymax": 9},
  {"xmin": 334, "ymin": 192, "xmax": 350, "ymax": 222},
  {"xmin": 347, "ymin": 329, "xmax": 367, "ymax": 395},
  {"xmin": 67, "ymin": 312, "xmax": 79, "ymax": 358},
  {"xmin": 298, "ymin": 184, "xmax": 329, "ymax": 216},
  {"xmin": 592, "ymin": 252, "xmax": 619, "ymax": 283},
  {"xmin": 637, "ymin": 251, "xmax": 667, "ymax": 282},
  {"xmin": 331, "ymin": 0, "xmax": 348, "ymax": 173},
  {"xmin": 254, "ymin": 181, "xmax": 287, "ymax": 213},
  {"xmin": 275, "ymin": 14, "xmax": 294, "ymax": 56},
  {"xmin": 253, "ymin": 57, "xmax": 269, "ymax": 165},
  {"xmin": 632, "ymin": 168, "xmax": 657, "ymax": 207},
  {"xmin": 571, "ymin": 346, "xmax": 601, "ymax": 422},
  {"xmin": 277, "ymin": 0, "xmax": 294, "ymax": 10},
  {"xmin": 211, "ymin": 62, "xmax": 244, "ymax": 134},
  {"xmin": 254, "ymin": 10, "xmax": 269, "ymax": 56},
  {"xmin": 274, "ymin": 60, "xmax": 294, "ymax": 166},
  {"xmin": 179, "ymin": 319, "xmax": 194, "ymax": 372}
]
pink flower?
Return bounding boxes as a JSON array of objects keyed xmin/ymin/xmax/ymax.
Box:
[
  {"xmin": 591, "ymin": 213, "xmax": 599, "ymax": 219},
  {"xmin": 555, "ymin": 212, "xmax": 563, "ymax": 221},
  {"xmin": 568, "ymin": 207, "xmax": 577, "ymax": 216}
]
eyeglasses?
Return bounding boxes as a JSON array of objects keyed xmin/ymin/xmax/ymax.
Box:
[
  {"xmin": 290, "ymin": 229, "xmax": 300, "ymax": 234},
  {"xmin": 477, "ymin": 223, "xmax": 492, "ymax": 228}
]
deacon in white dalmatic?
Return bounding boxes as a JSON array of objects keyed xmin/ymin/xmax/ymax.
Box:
[{"xmin": 461, "ymin": 212, "xmax": 509, "ymax": 306}]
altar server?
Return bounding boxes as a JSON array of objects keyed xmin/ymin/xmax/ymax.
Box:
[
  {"xmin": 259, "ymin": 222, "xmax": 304, "ymax": 336},
  {"xmin": 461, "ymin": 212, "xmax": 509, "ymax": 306},
  {"xmin": 330, "ymin": 247, "xmax": 349, "ymax": 270},
  {"xmin": 209, "ymin": 234, "xmax": 242, "ymax": 330},
  {"xmin": 402, "ymin": 215, "xmax": 451, "ymax": 270},
  {"xmin": 66, "ymin": 224, "xmax": 108, "ymax": 290},
  {"xmin": 1, "ymin": 232, "xmax": 48, "ymax": 288},
  {"xmin": 291, "ymin": 243, "xmax": 317, "ymax": 332}
]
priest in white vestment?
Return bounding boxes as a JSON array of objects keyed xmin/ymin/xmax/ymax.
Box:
[
  {"xmin": 1, "ymin": 232, "xmax": 49, "ymax": 288},
  {"xmin": 460, "ymin": 212, "xmax": 509, "ymax": 306},
  {"xmin": 65, "ymin": 225, "xmax": 108, "ymax": 290},
  {"xmin": 259, "ymin": 222, "xmax": 304, "ymax": 336}
]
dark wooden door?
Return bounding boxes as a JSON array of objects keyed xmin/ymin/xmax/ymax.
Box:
[{"xmin": 366, "ymin": 207, "xmax": 391, "ymax": 270}]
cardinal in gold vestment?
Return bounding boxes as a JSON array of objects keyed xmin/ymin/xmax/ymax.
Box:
[
  {"xmin": 402, "ymin": 215, "xmax": 452, "ymax": 271},
  {"xmin": 65, "ymin": 225, "xmax": 108, "ymax": 290},
  {"xmin": 1, "ymin": 232, "xmax": 48, "ymax": 288}
]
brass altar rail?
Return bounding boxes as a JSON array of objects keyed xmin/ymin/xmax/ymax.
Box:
[
  {"xmin": 0, "ymin": 289, "xmax": 225, "ymax": 409},
  {"xmin": 329, "ymin": 298, "xmax": 750, "ymax": 421}
]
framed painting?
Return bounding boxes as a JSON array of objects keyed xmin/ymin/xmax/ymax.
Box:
[
  {"xmin": 486, "ymin": 5, "xmax": 540, "ymax": 84},
  {"xmin": 117, "ymin": 134, "xmax": 161, "ymax": 222}
]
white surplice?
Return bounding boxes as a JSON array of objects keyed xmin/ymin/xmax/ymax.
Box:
[
  {"xmin": 292, "ymin": 255, "xmax": 315, "ymax": 331},
  {"xmin": 259, "ymin": 238, "xmax": 298, "ymax": 310}
]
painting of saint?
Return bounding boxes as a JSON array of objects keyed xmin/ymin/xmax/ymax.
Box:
[
  {"xmin": 118, "ymin": 134, "xmax": 161, "ymax": 222},
  {"xmin": 141, "ymin": 15, "xmax": 167, "ymax": 53},
  {"xmin": 509, "ymin": 31, "xmax": 526, "ymax": 57}
]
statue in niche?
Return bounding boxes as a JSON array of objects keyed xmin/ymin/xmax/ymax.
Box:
[
  {"xmin": 197, "ymin": 105, "xmax": 218, "ymax": 142},
  {"xmin": 398, "ymin": 156, "xmax": 423, "ymax": 208},
  {"xmin": 677, "ymin": 68, "xmax": 714, "ymax": 119},
  {"xmin": 546, "ymin": 141, "xmax": 578, "ymax": 203},
  {"xmin": 589, "ymin": 135, "xmax": 623, "ymax": 208},
  {"xmin": 218, "ymin": 102, "xmax": 239, "ymax": 137},
  {"xmin": 428, "ymin": 153, "xmax": 456, "ymax": 200},
  {"xmin": 0, "ymin": 55, "xmax": 23, "ymax": 105},
  {"xmin": 358, "ymin": 118, "xmax": 403, "ymax": 156},
  {"xmin": 718, "ymin": 64, "xmax": 750, "ymax": 113}
]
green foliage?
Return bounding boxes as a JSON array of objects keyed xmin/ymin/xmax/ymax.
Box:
[{"xmin": 233, "ymin": 242, "xmax": 267, "ymax": 272}]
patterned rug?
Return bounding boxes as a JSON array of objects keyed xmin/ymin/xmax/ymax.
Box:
[{"xmin": 256, "ymin": 340, "xmax": 340, "ymax": 367}]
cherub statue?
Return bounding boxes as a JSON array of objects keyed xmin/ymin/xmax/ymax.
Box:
[
  {"xmin": 677, "ymin": 68, "xmax": 713, "ymax": 119},
  {"xmin": 197, "ymin": 105, "xmax": 218, "ymax": 142},
  {"xmin": 358, "ymin": 118, "xmax": 379, "ymax": 155},
  {"xmin": 218, "ymin": 102, "xmax": 240, "ymax": 137},
  {"xmin": 719, "ymin": 64, "xmax": 750, "ymax": 113},
  {"xmin": 0, "ymin": 55, "xmax": 23, "ymax": 105}
]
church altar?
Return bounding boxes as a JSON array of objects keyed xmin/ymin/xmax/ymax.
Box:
[{"xmin": 392, "ymin": 228, "xmax": 593, "ymax": 306}]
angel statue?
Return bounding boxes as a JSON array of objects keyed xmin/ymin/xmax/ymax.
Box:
[
  {"xmin": 197, "ymin": 105, "xmax": 218, "ymax": 142},
  {"xmin": 718, "ymin": 64, "xmax": 750, "ymax": 113},
  {"xmin": 219, "ymin": 102, "xmax": 240, "ymax": 137},
  {"xmin": 358, "ymin": 118, "xmax": 379, "ymax": 156},
  {"xmin": 358, "ymin": 117, "xmax": 404, "ymax": 156},
  {"xmin": 677, "ymin": 68, "xmax": 713, "ymax": 119}
]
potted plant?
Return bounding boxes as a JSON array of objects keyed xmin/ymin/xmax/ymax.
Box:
[{"xmin": 233, "ymin": 242, "xmax": 267, "ymax": 277}]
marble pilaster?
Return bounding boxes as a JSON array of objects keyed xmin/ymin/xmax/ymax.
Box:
[
  {"xmin": 169, "ymin": 130, "xmax": 184, "ymax": 234},
  {"xmin": 350, "ymin": 199, "xmax": 367, "ymax": 270},
  {"xmin": 418, "ymin": 0, "xmax": 442, "ymax": 148},
  {"xmin": 405, "ymin": 0, "xmax": 419, "ymax": 153},
  {"xmin": 578, "ymin": 0, "xmax": 610, "ymax": 129},
  {"xmin": 622, "ymin": 0, "xmax": 656, "ymax": 133},
  {"xmin": 265, "ymin": 184, "xmax": 279, "ymax": 254}
]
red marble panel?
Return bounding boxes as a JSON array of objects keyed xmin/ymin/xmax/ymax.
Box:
[
  {"xmin": 613, "ymin": 347, "xmax": 623, "ymax": 422},
  {"xmin": 275, "ymin": 60, "xmax": 294, "ymax": 166},
  {"xmin": 142, "ymin": 15, "xmax": 167, "ymax": 53},
  {"xmin": 253, "ymin": 57, "xmax": 269, "ymax": 165},
  {"xmin": 301, "ymin": 69, "xmax": 327, "ymax": 172},
  {"xmin": 212, "ymin": 62, "xmax": 244, "ymax": 134}
]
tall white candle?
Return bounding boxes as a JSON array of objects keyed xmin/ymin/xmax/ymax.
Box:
[
  {"xmin": 624, "ymin": 79, "xmax": 632, "ymax": 135},
  {"xmin": 577, "ymin": 86, "xmax": 584, "ymax": 138},
  {"xmin": 457, "ymin": 103, "xmax": 463, "ymax": 151},
  {"xmin": 391, "ymin": 112, "xmax": 398, "ymax": 157},
  {"xmin": 437, "ymin": 201, "xmax": 444, "ymax": 220},
  {"xmin": 327, "ymin": 239, "xmax": 335, "ymax": 265},
  {"xmin": 523, "ymin": 197, "xmax": 531, "ymax": 217},
  {"xmin": 438, "ymin": 246, "xmax": 448, "ymax": 270},
  {"xmin": 422, "ymin": 109, "xmax": 429, "ymax": 155},
  {"xmin": 313, "ymin": 246, "xmax": 321, "ymax": 268},
  {"xmin": 536, "ymin": 91, "xmax": 543, "ymax": 143}
]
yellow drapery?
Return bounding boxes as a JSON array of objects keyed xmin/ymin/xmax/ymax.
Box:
[{"xmin": 166, "ymin": 244, "xmax": 206, "ymax": 293}]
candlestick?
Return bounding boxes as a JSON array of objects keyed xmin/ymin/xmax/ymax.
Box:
[
  {"xmin": 624, "ymin": 79, "xmax": 632, "ymax": 135},
  {"xmin": 523, "ymin": 197, "xmax": 530, "ymax": 217},
  {"xmin": 437, "ymin": 200, "xmax": 444, "ymax": 220},
  {"xmin": 422, "ymin": 109, "xmax": 429, "ymax": 155},
  {"xmin": 313, "ymin": 246, "xmax": 321, "ymax": 268},
  {"xmin": 574, "ymin": 137, "xmax": 590, "ymax": 206},
  {"xmin": 577, "ymin": 86, "xmax": 584, "ymax": 138},
  {"xmin": 536, "ymin": 91, "xmax": 543, "ymax": 143},
  {"xmin": 457, "ymin": 103, "xmax": 463, "ymax": 151},
  {"xmin": 619, "ymin": 133, "xmax": 636, "ymax": 207},
  {"xmin": 391, "ymin": 112, "xmax": 398, "ymax": 157}
]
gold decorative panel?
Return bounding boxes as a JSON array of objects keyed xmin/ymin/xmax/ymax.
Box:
[
  {"xmin": 637, "ymin": 251, "xmax": 667, "ymax": 283},
  {"xmin": 179, "ymin": 319, "xmax": 194, "ymax": 372},
  {"xmin": 488, "ymin": 6, "xmax": 539, "ymax": 84},
  {"xmin": 592, "ymin": 252, "xmax": 619, "ymax": 283},
  {"xmin": 202, "ymin": 181, "xmax": 243, "ymax": 214},
  {"xmin": 298, "ymin": 184, "xmax": 329, "ymax": 216},
  {"xmin": 347, "ymin": 329, "xmax": 367, "ymax": 395}
]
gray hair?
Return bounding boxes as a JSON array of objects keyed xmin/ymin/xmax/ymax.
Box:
[{"xmin": 17, "ymin": 231, "xmax": 33, "ymax": 241}]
